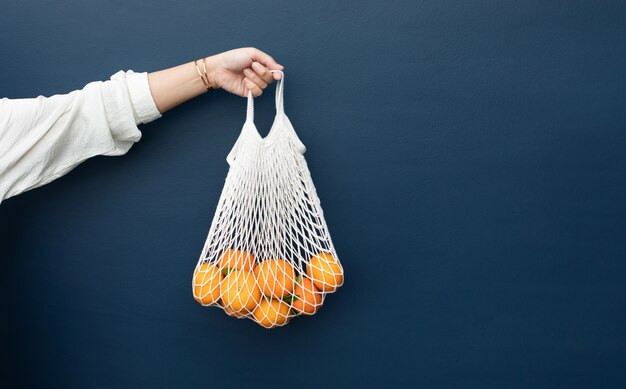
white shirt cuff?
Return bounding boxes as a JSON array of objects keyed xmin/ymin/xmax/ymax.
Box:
[{"xmin": 120, "ymin": 70, "xmax": 162, "ymax": 125}]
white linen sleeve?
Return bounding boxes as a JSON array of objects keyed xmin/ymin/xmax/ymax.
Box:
[{"xmin": 0, "ymin": 69, "xmax": 162, "ymax": 203}]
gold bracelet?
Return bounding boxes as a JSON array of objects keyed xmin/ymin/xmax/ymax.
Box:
[
  {"xmin": 194, "ymin": 58, "xmax": 213, "ymax": 90},
  {"xmin": 202, "ymin": 57, "xmax": 214, "ymax": 90}
]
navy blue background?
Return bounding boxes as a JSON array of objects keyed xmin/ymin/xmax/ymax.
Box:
[{"xmin": 1, "ymin": 1, "xmax": 625, "ymax": 387}]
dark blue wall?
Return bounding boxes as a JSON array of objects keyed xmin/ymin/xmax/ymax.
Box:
[{"xmin": 1, "ymin": 1, "xmax": 625, "ymax": 387}]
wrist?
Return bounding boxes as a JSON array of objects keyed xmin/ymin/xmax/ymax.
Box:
[{"xmin": 203, "ymin": 55, "xmax": 220, "ymax": 90}]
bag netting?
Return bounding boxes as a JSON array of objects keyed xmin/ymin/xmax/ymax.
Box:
[{"xmin": 192, "ymin": 70, "xmax": 343, "ymax": 328}]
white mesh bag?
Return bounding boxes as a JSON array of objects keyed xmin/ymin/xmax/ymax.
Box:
[{"xmin": 192, "ymin": 70, "xmax": 343, "ymax": 328}]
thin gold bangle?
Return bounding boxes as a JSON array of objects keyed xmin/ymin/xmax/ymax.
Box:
[
  {"xmin": 194, "ymin": 59, "xmax": 209, "ymax": 89},
  {"xmin": 193, "ymin": 60, "xmax": 211, "ymax": 90},
  {"xmin": 201, "ymin": 57, "xmax": 214, "ymax": 90}
]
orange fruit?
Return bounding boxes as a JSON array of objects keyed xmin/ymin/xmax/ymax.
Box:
[
  {"xmin": 307, "ymin": 252, "xmax": 343, "ymax": 292},
  {"xmin": 220, "ymin": 269, "xmax": 261, "ymax": 314},
  {"xmin": 192, "ymin": 263, "xmax": 223, "ymax": 305},
  {"xmin": 252, "ymin": 298, "xmax": 291, "ymax": 328},
  {"xmin": 218, "ymin": 249, "xmax": 255, "ymax": 272},
  {"xmin": 223, "ymin": 305, "xmax": 248, "ymax": 318},
  {"xmin": 292, "ymin": 275, "xmax": 323, "ymax": 315},
  {"xmin": 254, "ymin": 258, "xmax": 296, "ymax": 298}
]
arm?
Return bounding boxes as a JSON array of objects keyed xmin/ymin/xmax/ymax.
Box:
[
  {"xmin": 147, "ymin": 47, "xmax": 284, "ymax": 114},
  {"xmin": 0, "ymin": 47, "xmax": 283, "ymax": 203}
]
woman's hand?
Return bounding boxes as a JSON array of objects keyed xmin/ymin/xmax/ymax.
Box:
[
  {"xmin": 205, "ymin": 47, "xmax": 284, "ymax": 97},
  {"xmin": 147, "ymin": 47, "xmax": 284, "ymax": 114}
]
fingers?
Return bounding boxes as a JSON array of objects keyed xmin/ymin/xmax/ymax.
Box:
[
  {"xmin": 244, "ymin": 48, "xmax": 285, "ymax": 96},
  {"xmin": 253, "ymin": 62, "xmax": 276, "ymax": 84},
  {"xmin": 244, "ymin": 64, "xmax": 269, "ymax": 88},
  {"xmin": 250, "ymin": 48, "xmax": 284, "ymax": 73},
  {"xmin": 244, "ymin": 78, "xmax": 262, "ymax": 97}
]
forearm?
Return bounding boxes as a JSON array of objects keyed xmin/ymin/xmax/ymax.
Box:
[
  {"xmin": 0, "ymin": 47, "xmax": 281, "ymax": 203},
  {"xmin": 147, "ymin": 55, "xmax": 217, "ymax": 114}
]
